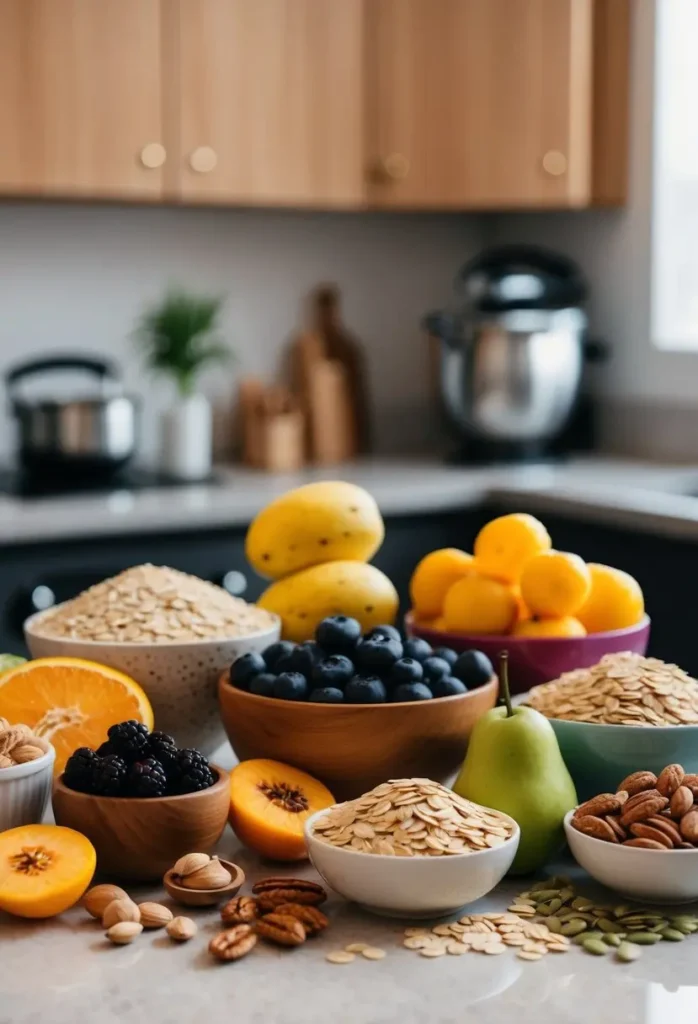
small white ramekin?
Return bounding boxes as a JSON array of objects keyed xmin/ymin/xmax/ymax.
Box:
[{"xmin": 0, "ymin": 740, "xmax": 55, "ymax": 831}]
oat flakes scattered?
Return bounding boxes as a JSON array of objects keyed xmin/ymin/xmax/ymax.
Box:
[
  {"xmin": 312, "ymin": 779, "xmax": 514, "ymax": 856},
  {"xmin": 526, "ymin": 652, "xmax": 698, "ymax": 726},
  {"xmin": 326, "ymin": 951, "xmax": 356, "ymax": 964},
  {"xmin": 361, "ymin": 947, "xmax": 387, "ymax": 960},
  {"xmin": 345, "ymin": 942, "xmax": 370, "ymax": 953}
]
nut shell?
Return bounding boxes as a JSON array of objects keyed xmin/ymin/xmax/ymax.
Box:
[
  {"xmin": 182, "ymin": 858, "xmax": 232, "ymax": 890},
  {"xmin": 167, "ymin": 916, "xmax": 198, "ymax": 942},
  {"xmin": 83, "ymin": 884, "xmax": 130, "ymax": 919},
  {"xmin": 209, "ymin": 925, "xmax": 257, "ymax": 961},
  {"xmin": 102, "ymin": 899, "xmax": 141, "ymax": 929},
  {"xmin": 172, "ymin": 852, "xmax": 211, "ymax": 879},
  {"xmin": 138, "ymin": 902, "xmax": 174, "ymax": 928},
  {"xmin": 106, "ymin": 921, "xmax": 143, "ymax": 945}
]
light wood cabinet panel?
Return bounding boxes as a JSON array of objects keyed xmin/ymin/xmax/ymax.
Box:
[
  {"xmin": 0, "ymin": 0, "xmax": 165, "ymax": 199},
  {"xmin": 174, "ymin": 0, "xmax": 365, "ymax": 206},
  {"xmin": 367, "ymin": 0, "xmax": 610, "ymax": 209}
]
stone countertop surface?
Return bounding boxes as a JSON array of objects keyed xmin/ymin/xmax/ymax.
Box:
[
  {"xmin": 2, "ymin": 845, "xmax": 698, "ymax": 1024},
  {"xmin": 2, "ymin": 456, "xmax": 698, "ymax": 546}
]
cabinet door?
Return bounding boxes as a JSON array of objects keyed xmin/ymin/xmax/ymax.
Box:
[
  {"xmin": 0, "ymin": 0, "xmax": 165, "ymax": 198},
  {"xmin": 367, "ymin": 0, "xmax": 594, "ymax": 209},
  {"xmin": 175, "ymin": 0, "xmax": 364, "ymax": 206}
]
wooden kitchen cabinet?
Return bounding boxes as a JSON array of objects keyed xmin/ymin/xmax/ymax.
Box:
[
  {"xmin": 171, "ymin": 0, "xmax": 365, "ymax": 207},
  {"xmin": 366, "ymin": 0, "xmax": 629, "ymax": 209},
  {"xmin": 0, "ymin": 0, "xmax": 165, "ymax": 199}
]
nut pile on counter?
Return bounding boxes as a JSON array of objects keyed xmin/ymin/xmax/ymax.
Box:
[
  {"xmin": 311, "ymin": 779, "xmax": 515, "ymax": 856},
  {"xmin": 572, "ymin": 763, "xmax": 698, "ymax": 848},
  {"xmin": 0, "ymin": 718, "xmax": 47, "ymax": 768},
  {"xmin": 525, "ymin": 652, "xmax": 698, "ymax": 725},
  {"xmin": 32, "ymin": 563, "xmax": 276, "ymax": 643}
]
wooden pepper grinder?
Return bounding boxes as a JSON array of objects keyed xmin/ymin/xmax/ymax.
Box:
[{"xmin": 311, "ymin": 285, "xmax": 371, "ymax": 454}]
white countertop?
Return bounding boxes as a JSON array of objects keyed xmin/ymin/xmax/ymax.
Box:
[{"xmin": 2, "ymin": 456, "xmax": 698, "ymax": 545}]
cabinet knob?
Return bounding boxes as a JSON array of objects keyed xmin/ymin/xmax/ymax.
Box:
[
  {"xmin": 140, "ymin": 143, "xmax": 166, "ymax": 169},
  {"xmin": 190, "ymin": 146, "xmax": 218, "ymax": 174},
  {"xmin": 372, "ymin": 153, "xmax": 410, "ymax": 183},
  {"xmin": 542, "ymin": 150, "xmax": 567, "ymax": 177}
]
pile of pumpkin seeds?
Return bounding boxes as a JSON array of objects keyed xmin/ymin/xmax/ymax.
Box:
[{"xmin": 510, "ymin": 875, "xmax": 698, "ymax": 963}]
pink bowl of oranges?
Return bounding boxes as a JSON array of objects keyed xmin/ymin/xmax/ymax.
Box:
[{"xmin": 406, "ymin": 513, "xmax": 649, "ymax": 694}]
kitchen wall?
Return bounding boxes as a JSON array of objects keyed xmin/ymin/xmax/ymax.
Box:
[{"xmin": 0, "ymin": 203, "xmax": 484, "ymax": 464}]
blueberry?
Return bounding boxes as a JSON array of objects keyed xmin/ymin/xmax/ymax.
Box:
[
  {"xmin": 388, "ymin": 657, "xmax": 424, "ymax": 686},
  {"xmin": 433, "ymin": 646, "xmax": 458, "ymax": 669},
  {"xmin": 365, "ymin": 624, "xmax": 401, "ymax": 643},
  {"xmin": 344, "ymin": 676, "xmax": 388, "ymax": 704},
  {"xmin": 249, "ymin": 672, "xmax": 277, "ymax": 698},
  {"xmin": 288, "ymin": 641, "xmax": 324, "ymax": 678},
  {"xmin": 429, "ymin": 676, "xmax": 467, "ymax": 699},
  {"xmin": 273, "ymin": 671, "xmax": 309, "ymax": 701},
  {"xmin": 312, "ymin": 654, "xmax": 355, "ymax": 689},
  {"xmin": 402, "ymin": 638, "xmax": 433, "ymax": 663},
  {"xmin": 230, "ymin": 651, "xmax": 266, "ymax": 690},
  {"xmin": 422, "ymin": 656, "xmax": 452, "ymax": 684},
  {"xmin": 315, "ymin": 615, "xmax": 362, "ymax": 654},
  {"xmin": 453, "ymin": 650, "xmax": 494, "ymax": 689},
  {"xmin": 391, "ymin": 682, "xmax": 434, "ymax": 702},
  {"xmin": 309, "ymin": 687, "xmax": 345, "ymax": 704},
  {"xmin": 354, "ymin": 635, "xmax": 404, "ymax": 673},
  {"xmin": 273, "ymin": 651, "xmax": 296, "ymax": 675},
  {"xmin": 263, "ymin": 640, "xmax": 295, "ymax": 671}
]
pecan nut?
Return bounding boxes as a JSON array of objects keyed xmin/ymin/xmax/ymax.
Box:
[
  {"xmin": 257, "ymin": 887, "xmax": 327, "ymax": 912},
  {"xmin": 574, "ymin": 793, "xmax": 625, "ymax": 819},
  {"xmin": 680, "ymin": 809, "xmax": 698, "ymax": 843},
  {"xmin": 670, "ymin": 786, "xmax": 694, "ymax": 820},
  {"xmin": 255, "ymin": 913, "xmax": 306, "ymax": 947},
  {"xmin": 274, "ymin": 903, "xmax": 329, "ymax": 937},
  {"xmin": 622, "ymin": 837, "xmax": 667, "ymax": 850},
  {"xmin": 629, "ymin": 822, "xmax": 674, "ymax": 849},
  {"xmin": 572, "ymin": 815, "xmax": 619, "ymax": 843},
  {"xmin": 209, "ymin": 925, "xmax": 257, "ymax": 962},
  {"xmin": 620, "ymin": 791, "xmax": 669, "ymax": 827},
  {"xmin": 605, "ymin": 815, "xmax": 627, "ymax": 841},
  {"xmin": 252, "ymin": 877, "xmax": 326, "ymax": 897},
  {"xmin": 646, "ymin": 815, "xmax": 683, "ymax": 845},
  {"xmin": 657, "ymin": 763, "xmax": 685, "ymax": 797},
  {"xmin": 617, "ymin": 771, "xmax": 658, "ymax": 797},
  {"xmin": 220, "ymin": 895, "xmax": 258, "ymax": 926}
]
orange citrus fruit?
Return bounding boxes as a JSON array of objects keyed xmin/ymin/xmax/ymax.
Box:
[
  {"xmin": 409, "ymin": 548, "xmax": 475, "ymax": 620},
  {"xmin": 0, "ymin": 657, "xmax": 153, "ymax": 775},
  {"xmin": 577, "ymin": 564, "xmax": 645, "ymax": 633},
  {"xmin": 513, "ymin": 616, "xmax": 587, "ymax": 638},
  {"xmin": 474, "ymin": 513, "xmax": 551, "ymax": 583},
  {"xmin": 442, "ymin": 574, "xmax": 518, "ymax": 635},
  {"xmin": 520, "ymin": 551, "xmax": 591, "ymax": 618},
  {"xmin": 0, "ymin": 824, "xmax": 96, "ymax": 918}
]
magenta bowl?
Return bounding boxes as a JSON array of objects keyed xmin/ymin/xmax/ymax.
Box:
[{"xmin": 405, "ymin": 613, "xmax": 651, "ymax": 694}]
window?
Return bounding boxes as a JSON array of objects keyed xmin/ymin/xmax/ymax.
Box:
[{"xmin": 651, "ymin": 0, "xmax": 698, "ymax": 350}]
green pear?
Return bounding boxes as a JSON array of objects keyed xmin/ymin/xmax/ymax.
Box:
[{"xmin": 453, "ymin": 653, "xmax": 577, "ymax": 875}]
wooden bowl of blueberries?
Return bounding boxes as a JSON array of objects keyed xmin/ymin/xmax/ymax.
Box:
[{"xmin": 218, "ymin": 616, "xmax": 498, "ymax": 800}]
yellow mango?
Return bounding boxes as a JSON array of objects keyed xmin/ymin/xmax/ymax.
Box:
[
  {"xmin": 257, "ymin": 561, "xmax": 398, "ymax": 643},
  {"xmin": 246, "ymin": 481, "xmax": 384, "ymax": 580}
]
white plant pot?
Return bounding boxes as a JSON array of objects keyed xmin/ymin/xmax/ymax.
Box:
[{"xmin": 161, "ymin": 393, "xmax": 212, "ymax": 481}]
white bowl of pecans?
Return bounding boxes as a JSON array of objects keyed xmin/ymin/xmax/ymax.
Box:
[
  {"xmin": 564, "ymin": 763, "xmax": 698, "ymax": 903},
  {"xmin": 24, "ymin": 564, "xmax": 280, "ymax": 755},
  {"xmin": 305, "ymin": 778, "xmax": 520, "ymax": 918},
  {"xmin": 0, "ymin": 720, "xmax": 55, "ymax": 831}
]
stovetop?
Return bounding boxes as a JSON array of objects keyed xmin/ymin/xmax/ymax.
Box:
[{"xmin": 0, "ymin": 466, "xmax": 220, "ymax": 499}]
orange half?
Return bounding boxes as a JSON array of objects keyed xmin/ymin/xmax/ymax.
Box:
[{"xmin": 0, "ymin": 657, "xmax": 153, "ymax": 775}]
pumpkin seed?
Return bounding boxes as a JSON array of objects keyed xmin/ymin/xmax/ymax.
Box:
[
  {"xmin": 571, "ymin": 897, "xmax": 594, "ymax": 911},
  {"xmin": 545, "ymin": 917, "xmax": 563, "ymax": 934},
  {"xmin": 560, "ymin": 919, "xmax": 587, "ymax": 937},
  {"xmin": 660, "ymin": 928, "xmax": 685, "ymax": 942},
  {"xmin": 617, "ymin": 942, "xmax": 642, "ymax": 963},
  {"xmin": 613, "ymin": 905, "xmax": 633, "ymax": 919},
  {"xmin": 629, "ymin": 932, "xmax": 662, "ymax": 945},
  {"xmin": 597, "ymin": 919, "xmax": 625, "ymax": 934},
  {"xmin": 574, "ymin": 930, "xmax": 603, "ymax": 945},
  {"xmin": 531, "ymin": 889, "xmax": 560, "ymax": 902},
  {"xmin": 582, "ymin": 938, "xmax": 609, "ymax": 956},
  {"xmin": 603, "ymin": 934, "xmax": 623, "ymax": 948}
]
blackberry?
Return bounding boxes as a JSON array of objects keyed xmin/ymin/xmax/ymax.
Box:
[
  {"xmin": 148, "ymin": 733, "xmax": 180, "ymax": 779},
  {"xmin": 128, "ymin": 758, "xmax": 168, "ymax": 798},
  {"xmin": 64, "ymin": 747, "xmax": 100, "ymax": 793},
  {"xmin": 107, "ymin": 720, "xmax": 150, "ymax": 762},
  {"xmin": 178, "ymin": 762, "xmax": 215, "ymax": 794},
  {"xmin": 91, "ymin": 754, "xmax": 128, "ymax": 796},
  {"xmin": 96, "ymin": 741, "xmax": 115, "ymax": 758},
  {"xmin": 176, "ymin": 748, "xmax": 210, "ymax": 772}
]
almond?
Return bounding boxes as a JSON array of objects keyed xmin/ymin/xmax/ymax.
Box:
[
  {"xmin": 628, "ymin": 822, "xmax": 674, "ymax": 849},
  {"xmin": 106, "ymin": 921, "xmax": 143, "ymax": 945},
  {"xmin": 670, "ymin": 786, "xmax": 694, "ymax": 819},
  {"xmin": 83, "ymin": 884, "xmax": 130, "ymax": 920},
  {"xmin": 657, "ymin": 764, "xmax": 685, "ymax": 797},
  {"xmin": 680, "ymin": 809, "xmax": 698, "ymax": 843},
  {"xmin": 172, "ymin": 852, "xmax": 211, "ymax": 879},
  {"xmin": 574, "ymin": 794, "xmax": 624, "ymax": 819},
  {"xmin": 572, "ymin": 815, "xmax": 619, "ymax": 843},
  {"xmin": 166, "ymin": 916, "xmax": 198, "ymax": 941},
  {"xmin": 181, "ymin": 858, "xmax": 232, "ymax": 890},
  {"xmin": 138, "ymin": 902, "xmax": 173, "ymax": 928},
  {"xmin": 102, "ymin": 899, "xmax": 141, "ymax": 929},
  {"xmin": 620, "ymin": 792, "xmax": 669, "ymax": 827},
  {"xmin": 622, "ymin": 837, "xmax": 667, "ymax": 850},
  {"xmin": 617, "ymin": 771, "xmax": 658, "ymax": 797},
  {"xmin": 11, "ymin": 743, "xmax": 45, "ymax": 764}
]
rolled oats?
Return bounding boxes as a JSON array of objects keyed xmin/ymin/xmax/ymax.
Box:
[
  {"xmin": 526, "ymin": 653, "xmax": 698, "ymax": 725},
  {"xmin": 33, "ymin": 564, "xmax": 276, "ymax": 643},
  {"xmin": 312, "ymin": 779, "xmax": 515, "ymax": 856}
]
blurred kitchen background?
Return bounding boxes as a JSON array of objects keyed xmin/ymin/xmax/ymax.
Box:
[{"xmin": 2, "ymin": 0, "xmax": 698, "ymax": 669}]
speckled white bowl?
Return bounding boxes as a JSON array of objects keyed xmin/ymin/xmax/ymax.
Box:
[
  {"xmin": 24, "ymin": 609, "xmax": 280, "ymax": 756},
  {"xmin": 0, "ymin": 739, "xmax": 55, "ymax": 831}
]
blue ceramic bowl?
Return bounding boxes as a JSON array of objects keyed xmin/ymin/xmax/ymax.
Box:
[{"xmin": 550, "ymin": 719, "xmax": 698, "ymax": 800}]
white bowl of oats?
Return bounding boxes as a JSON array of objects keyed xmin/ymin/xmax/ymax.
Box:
[
  {"xmin": 24, "ymin": 564, "xmax": 279, "ymax": 756},
  {"xmin": 305, "ymin": 778, "xmax": 520, "ymax": 918}
]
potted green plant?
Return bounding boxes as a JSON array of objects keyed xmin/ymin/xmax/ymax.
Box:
[{"xmin": 136, "ymin": 288, "xmax": 230, "ymax": 480}]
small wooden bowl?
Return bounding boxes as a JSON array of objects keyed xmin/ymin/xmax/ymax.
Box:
[
  {"xmin": 163, "ymin": 859, "xmax": 245, "ymax": 907},
  {"xmin": 52, "ymin": 766, "xmax": 231, "ymax": 881},
  {"xmin": 218, "ymin": 673, "xmax": 498, "ymax": 800}
]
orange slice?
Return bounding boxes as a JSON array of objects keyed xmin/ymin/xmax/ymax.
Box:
[{"xmin": 0, "ymin": 657, "xmax": 153, "ymax": 775}]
